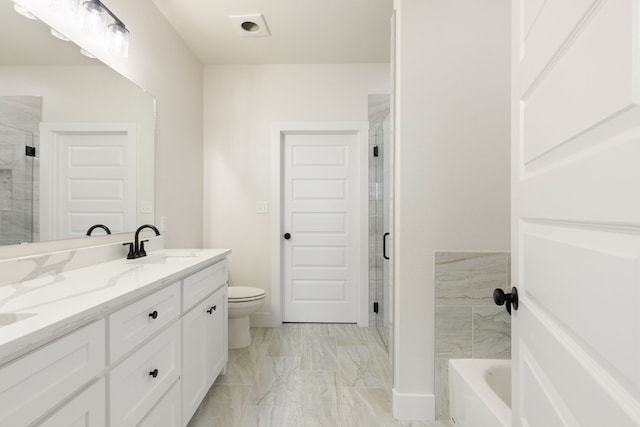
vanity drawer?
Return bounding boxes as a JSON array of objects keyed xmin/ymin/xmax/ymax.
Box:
[
  {"xmin": 109, "ymin": 282, "xmax": 180, "ymax": 363},
  {"xmin": 0, "ymin": 320, "xmax": 105, "ymax": 427},
  {"xmin": 182, "ymin": 259, "xmax": 227, "ymax": 311},
  {"xmin": 109, "ymin": 321, "xmax": 181, "ymax": 427}
]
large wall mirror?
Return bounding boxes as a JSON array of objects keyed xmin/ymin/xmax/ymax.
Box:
[{"xmin": 0, "ymin": 0, "xmax": 155, "ymax": 246}]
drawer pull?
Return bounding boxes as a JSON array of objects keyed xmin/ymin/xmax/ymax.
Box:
[
  {"xmin": 207, "ymin": 305, "xmax": 217, "ymax": 314},
  {"xmin": 149, "ymin": 369, "xmax": 159, "ymax": 378},
  {"xmin": 148, "ymin": 310, "xmax": 159, "ymax": 320}
]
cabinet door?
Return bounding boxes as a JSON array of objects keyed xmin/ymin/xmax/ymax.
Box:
[
  {"xmin": 39, "ymin": 379, "xmax": 105, "ymax": 427},
  {"xmin": 207, "ymin": 286, "xmax": 227, "ymax": 384},
  {"xmin": 138, "ymin": 380, "xmax": 181, "ymax": 427},
  {"xmin": 181, "ymin": 296, "xmax": 211, "ymax": 426},
  {"xmin": 182, "ymin": 260, "xmax": 227, "ymax": 312}
]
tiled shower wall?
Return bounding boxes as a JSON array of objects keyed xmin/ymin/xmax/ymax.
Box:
[{"xmin": 434, "ymin": 251, "xmax": 511, "ymax": 420}]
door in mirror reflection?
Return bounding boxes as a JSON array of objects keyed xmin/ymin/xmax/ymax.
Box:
[{"xmin": 40, "ymin": 123, "xmax": 136, "ymax": 240}]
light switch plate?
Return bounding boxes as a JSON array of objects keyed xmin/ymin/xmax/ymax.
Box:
[{"xmin": 256, "ymin": 201, "xmax": 268, "ymax": 214}]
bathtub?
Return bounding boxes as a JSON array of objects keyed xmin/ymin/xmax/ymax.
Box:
[{"xmin": 449, "ymin": 359, "xmax": 511, "ymax": 427}]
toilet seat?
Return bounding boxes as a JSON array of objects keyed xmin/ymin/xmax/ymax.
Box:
[{"xmin": 228, "ymin": 286, "xmax": 265, "ymax": 303}]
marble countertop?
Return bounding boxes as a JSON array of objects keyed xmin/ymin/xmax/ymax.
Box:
[{"xmin": 0, "ymin": 248, "xmax": 231, "ymax": 365}]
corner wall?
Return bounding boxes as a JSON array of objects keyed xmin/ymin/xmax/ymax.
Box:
[
  {"xmin": 392, "ymin": 0, "xmax": 511, "ymax": 419},
  {"xmin": 202, "ymin": 64, "xmax": 389, "ymax": 325}
]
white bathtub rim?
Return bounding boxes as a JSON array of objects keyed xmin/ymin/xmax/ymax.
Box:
[{"xmin": 449, "ymin": 358, "xmax": 511, "ymax": 427}]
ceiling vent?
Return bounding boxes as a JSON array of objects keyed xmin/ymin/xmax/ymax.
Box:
[{"xmin": 229, "ymin": 14, "xmax": 271, "ymax": 37}]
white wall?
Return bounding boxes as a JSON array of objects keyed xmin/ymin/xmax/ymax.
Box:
[
  {"xmin": 12, "ymin": 0, "xmax": 204, "ymax": 250},
  {"xmin": 392, "ymin": 0, "xmax": 510, "ymax": 420},
  {"xmin": 203, "ymin": 64, "xmax": 389, "ymax": 324}
]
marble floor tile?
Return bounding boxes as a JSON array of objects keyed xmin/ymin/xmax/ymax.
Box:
[
  {"xmin": 299, "ymin": 323, "xmax": 330, "ymax": 336},
  {"xmin": 337, "ymin": 345, "xmax": 385, "ymax": 388},
  {"xmin": 300, "ymin": 335, "xmax": 338, "ymax": 371},
  {"xmin": 189, "ymin": 323, "xmax": 448, "ymax": 427},
  {"xmin": 187, "ymin": 382, "xmax": 252, "ymax": 427},
  {"xmin": 296, "ymin": 371, "xmax": 339, "ymax": 421},
  {"xmin": 252, "ymin": 356, "xmax": 300, "ymax": 407},
  {"xmin": 216, "ymin": 343, "xmax": 268, "ymax": 386},
  {"xmin": 242, "ymin": 404, "xmax": 300, "ymax": 427},
  {"xmin": 340, "ymin": 387, "xmax": 396, "ymax": 427},
  {"xmin": 329, "ymin": 323, "xmax": 369, "ymax": 346},
  {"xmin": 267, "ymin": 326, "xmax": 302, "ymax": 357}
]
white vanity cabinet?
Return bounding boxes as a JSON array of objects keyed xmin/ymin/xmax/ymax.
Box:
[
  {"xmin": 0, "ymin": 320, "xmax": 105, "ymax": 427},
  {"xmin": 0, "ymin": 252, "xmax": 229, "ymax": 427},
  {"xmin": 182, "ymin": 261, "xmax": 228, "ymax": 425}
]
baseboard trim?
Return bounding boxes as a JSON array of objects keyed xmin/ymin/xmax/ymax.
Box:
[
  {"xmin": 392, "ymin": 388, "xmax": 435, "ymax": 421},
  {"xmin": 249, "ymin": 311, "xmax": 274, "ymax": 328}
]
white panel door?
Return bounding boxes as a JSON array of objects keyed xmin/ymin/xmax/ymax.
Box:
[
  {"xmin": 40, "ymin": 123, "xmax": 136, "ymax": 239},
  {"xmin": 512, "ymin": 1, "xmax": 640, "ymax": 426},
  {"xmin": 283, "ymin": 133, "xmax": 358, "ymax": 322}
]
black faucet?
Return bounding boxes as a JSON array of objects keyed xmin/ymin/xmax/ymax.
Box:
[
  {"xmin": 133, "ymin": 224, "xmax": 160, "ymax": 258},
  {"xmin": 86, "ymin": 224, "xmax": 111, "ymax": 236}
]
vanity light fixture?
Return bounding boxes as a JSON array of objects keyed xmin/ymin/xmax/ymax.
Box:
[
  {"xmin": 14, "ymin": 0, "xmax": 130, "ymax": 58},
  {"xmin": 80, "ymin": 0, "xmax": 130, "ymax": 57}
]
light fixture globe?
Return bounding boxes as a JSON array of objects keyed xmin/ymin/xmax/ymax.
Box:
[
  {"xmin": 81, "ymin": 0, "xmax": 107, "ymax": 40},
  {"xmin": 107, "ymin": 22, "xmax": 129, "ymax": 58}
]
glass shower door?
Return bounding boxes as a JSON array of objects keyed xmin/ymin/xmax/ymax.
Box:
[{"xmin": 0, "ymin": 123, "xmax": 35, "ymax": 245}]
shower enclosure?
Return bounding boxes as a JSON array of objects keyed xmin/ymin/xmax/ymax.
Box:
[
  {"xmin": 0, "ymin": 122, "xmax": 36, "ymax": 245},
  {"xmin": 0, "ymin": 96, "xmax": 42, "ymax": 246},
  {"xmin": 369, "ymin": 94, "xmax": 392, "ymax": 351}
]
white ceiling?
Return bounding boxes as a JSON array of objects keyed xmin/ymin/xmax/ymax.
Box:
[{"xmin": 151, "ymin": 0, "xmax": 394, "ymax": 64}]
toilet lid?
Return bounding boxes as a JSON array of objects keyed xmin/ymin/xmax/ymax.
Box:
[{"xmin": 228, "ymin": 286, "xmax": 265, "ymax": 302}]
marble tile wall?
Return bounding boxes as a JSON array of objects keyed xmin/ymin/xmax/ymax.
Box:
[
  {"xmin": 434, "ymin": 251, "xmax": 511, "ymax": 420},
  {"xmin": 368, "ymin": 94, "xmax": 390, "ymax": 328}
]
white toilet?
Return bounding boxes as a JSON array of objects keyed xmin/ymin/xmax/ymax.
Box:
[{"xmin": 227, "ymin": 286, "xmax": 266, "ymax": 349}]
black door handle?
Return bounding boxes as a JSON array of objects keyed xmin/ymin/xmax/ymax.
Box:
[
  {"xmin": 383, "ymin": 232, "xmax": 390, "ymax": 260},
  {"xmin": 493, "ymin": 287, "xmax": 518, "ymax": 315},
  {"xmin": 283, "ymin": 233, "xmax": 291, "ymax": 240}
]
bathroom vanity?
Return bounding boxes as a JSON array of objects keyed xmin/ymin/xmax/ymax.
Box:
[{"xmin": 0, "ymin": 247, "xmax": 230, "ymax": 427}]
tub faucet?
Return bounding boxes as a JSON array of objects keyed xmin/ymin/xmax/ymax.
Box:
[
  {"xmin": 86, "ymin": 224, "xmax": 111, "ymax": 236},
  {"xmin": 133, "ymin": 224, "xmax": 160, "ymax": 258}
]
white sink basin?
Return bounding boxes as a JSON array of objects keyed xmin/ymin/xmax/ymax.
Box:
[
  {"xmin": 0, "ymin": 312, "xmax": 36, "ymax": 328},
  {"xmin": 132, "ymin": 253, "xmax": 198, "ymax": 265}
]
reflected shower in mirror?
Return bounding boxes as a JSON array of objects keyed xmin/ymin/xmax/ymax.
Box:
[{"xmin": 0, "ymin": 0, "xmax": 155, "ymax": 246}]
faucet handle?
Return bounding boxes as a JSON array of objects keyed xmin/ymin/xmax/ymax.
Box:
[
  {"xmin": 139, "ymin": 240, "xmax": 149, "ymax": 257},
  {"xmin": 122, "ymin": 242, "xmax": 135, "ymax": 259}
]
